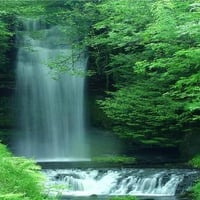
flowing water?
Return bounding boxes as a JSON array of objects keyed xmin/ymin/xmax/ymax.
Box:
[
  {"xmin": 43, "ymin": 168, "xmax": 199, "ymax": 198},
  {"xmin": 13, "ymin": 18, "xmax": 89, "ymax": 161}
]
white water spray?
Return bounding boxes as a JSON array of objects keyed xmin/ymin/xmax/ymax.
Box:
[{"xmin": 43, "ymin": 168, "xmax": 198, "ymax": 197}]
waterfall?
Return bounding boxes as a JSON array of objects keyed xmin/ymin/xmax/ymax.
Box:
[
  {"xmin": 43, "ymin": 168, "xmax": 199, "ymax": 197},
  {"xmin": 13, "ymin": 18, "xmax": 89, "ymax": 161}
]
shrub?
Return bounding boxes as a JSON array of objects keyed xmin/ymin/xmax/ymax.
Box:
[
  {"xmin": 191, "ymin": 181, "xmax": 200, "ymax": 200},
  {"xmin": 188, "ymin": 155, "xmax": 200, "ymax": 168},
  {"xmin": 0, "ymin": 143, "xmax": 48, "ymax": 200},
  {"xmin": 188, "ymin": 155, "xmax": 200, "ymax": 200}
]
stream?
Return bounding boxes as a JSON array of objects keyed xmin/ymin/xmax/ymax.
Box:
[{"xmin": 43, "ymin": 167, "xmax": 200, "ymax": 200}]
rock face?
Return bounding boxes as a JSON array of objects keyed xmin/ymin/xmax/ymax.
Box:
[
  {"xmin": 0, "ymin": 17, "xmax": 16, "ymax": 142},
  {"xmin": 0, "ymin": 59, "xmax": 15, "ymax": 142},
  {"xmin": 181, "ymin": 133, "xmax": 200, "ymax": 158},
  {"xmin": 175, "ymin": 171, "xmax": 200, "ymax": 195}
]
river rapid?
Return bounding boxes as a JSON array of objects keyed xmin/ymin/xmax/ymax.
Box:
[{"xmin": 42, "ymin": 167, "xmax": 200, "ymax": 200}]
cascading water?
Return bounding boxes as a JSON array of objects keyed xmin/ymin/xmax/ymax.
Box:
[
  {"xmin": 13, "ymin": 18, "xmax": 89, "ymax": 161},
  {"xmin": 43, "ymin": 168, "xmax": 199, "ymax": 197}
]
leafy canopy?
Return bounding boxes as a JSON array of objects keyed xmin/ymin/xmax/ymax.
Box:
[{"xmin": 87, "ymin": 0, "xmax": 200, "ymax": 146}]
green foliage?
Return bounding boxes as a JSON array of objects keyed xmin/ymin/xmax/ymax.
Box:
[
  {"xmin": 190, "ymin": 181, "xmax": 200, "ymax": 200},
  {"xmin": 31, "ymin": 1, "xmax": 99, "ymax": 75},
  {"xmin": 0, "ymin": 0, "xmax": 46, "ymax": 72},
  {"xmin": 0, "ymin": 15, "xmax": 13, "ymax": 69},
  {"xmin": 0, "ymin": 143, "xmax": 48, "ymax": 200},
  {"xmin": 86, "ymin": 0, "xmax": 200, "ymax": 147},
  {"xmin": 0, "ymin": 0, "xmax": 98, "ymax": 77},
  {"xmin": 92, "ymin": 155, "xmax": 136, "ymax": 164},
  {"xmin": 98, "ymin": 82, "xmax": 183, "ymax": 146},
  {"xmin": 87, "ymin": 0, "xmax": 153, "ymax": 78},
  {"xmin": 188, "ymin": 155, "xmax": 200, "ymax": 168},
  {"xmin": 45, "ymin": 0, "xmax": 99, "ymax": 42},
  {"xmin": 0, "ymin": 0, "xmax": 199, "ymax": 152}
]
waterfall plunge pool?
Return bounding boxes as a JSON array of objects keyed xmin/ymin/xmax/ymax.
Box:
[{"xmin": 42, "ymin": 168, "xmax": 200, "ymax": 200}]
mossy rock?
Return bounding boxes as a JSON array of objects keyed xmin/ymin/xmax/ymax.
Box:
[{"xmin": 92, "ymin": 155, "xmax": 136, "ymax": 164}]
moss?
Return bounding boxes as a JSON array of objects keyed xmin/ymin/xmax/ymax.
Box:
[{"xmin": 92, "ymin": 155, "xmax": 136, "ymax": 164}]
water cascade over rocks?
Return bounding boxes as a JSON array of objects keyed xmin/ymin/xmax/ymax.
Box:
[
  {"xmin": 13, "ymin": 18, "xmax": 89, "ymax": 161},
  {"xmin": 43, "ymin": 168, "xmax": 199, "ymax": 197}
]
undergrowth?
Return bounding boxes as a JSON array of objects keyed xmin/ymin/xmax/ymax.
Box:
[{"xmin": 0, "ymin": 143, "xmax": 49, "ymax": 200}]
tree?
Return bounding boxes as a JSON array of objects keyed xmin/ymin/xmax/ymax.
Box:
[
  {"xmin": 87, "ymin": 0, "xmax": 200, "ymax": 148},
  {"xmin": 0, "ymin": 0, "xmax": 47, "ymax": 71}
]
